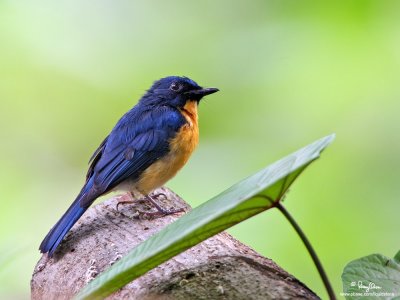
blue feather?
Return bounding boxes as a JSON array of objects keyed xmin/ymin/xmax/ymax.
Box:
[{"xmin": 39, "ymin": 177, "xmax": 95, "ymax": 256}]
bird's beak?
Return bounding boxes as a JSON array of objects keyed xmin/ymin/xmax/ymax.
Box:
[
  {"xmin": 193, "ymin": 87, "xmax": 219, "ymax": 96},
  {"xmin": 185, "ymin": 87, "xmax": 219, "ymax": 99}
]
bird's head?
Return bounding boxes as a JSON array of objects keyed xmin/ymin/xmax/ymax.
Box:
[{"xmin": 140, "ymin": 76, "xmax": 219, "ymax": 108}]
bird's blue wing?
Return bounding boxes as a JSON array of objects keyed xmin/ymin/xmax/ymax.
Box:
[
  {"xmin": 81, "ymin": 105, "xmax": 185, "ymax": 206},
  {"xmin": 86, "ymin": 135, "xmax": 109, "ymax": 179}
]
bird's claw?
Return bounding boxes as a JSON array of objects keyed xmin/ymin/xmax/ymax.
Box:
[
  {"xmin": 151, "ymin": 192, "xmax": 168, "ymax": 201},
  {"xmin": 137, "ymin": 207, "xmax": 185, "ymax": 219},
  {"xmin": 115, "ymin": 193, "xmax": 135, "ymax": 211}
]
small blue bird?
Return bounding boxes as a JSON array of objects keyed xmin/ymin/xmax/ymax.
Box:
[{"xmin": 39, "ymin": 76, "xmax": 219, "ymax": 257}]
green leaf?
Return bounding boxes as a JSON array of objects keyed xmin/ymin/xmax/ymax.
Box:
[
  {"xmin": 342, "ymin": 252, "xmax": 400, "ymax": 300},
  {"xmin": 75, "ymin": 134, "xmax": 335, "ymax": 300},
  {"xmin": 394, "ymin": 251, "xmax": 400, "ymax": 264}
]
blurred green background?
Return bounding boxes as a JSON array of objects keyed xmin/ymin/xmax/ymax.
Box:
[{"xmin": 1, "ymin": 1, "xmax": 399, "ymax": 298}]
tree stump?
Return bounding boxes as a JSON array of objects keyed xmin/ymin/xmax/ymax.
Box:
[{"xmin": 31, "ymin": 187, "xmax": 319, "ymax": 299}]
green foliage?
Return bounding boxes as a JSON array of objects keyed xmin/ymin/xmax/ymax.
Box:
[
  {"xmin": 75, "ymin": 134, "xmax": 334, "ymax": 299},
  {"xmin": 342, "ymin": 251, "xmax": 400, "ymax": 299}
]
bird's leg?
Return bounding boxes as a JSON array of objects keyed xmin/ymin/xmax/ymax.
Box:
[{"xmin": 143, "ymin": 194, "xmax": 185, "ymax": 216}]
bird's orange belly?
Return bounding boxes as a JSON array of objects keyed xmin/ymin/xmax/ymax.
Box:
[{"xmin": 135, "ymin": 101, "xmax": 199, "ymax": 195}]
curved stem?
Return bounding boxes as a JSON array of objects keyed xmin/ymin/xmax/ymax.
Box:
[{"xmin": 276, "ymin": 202, "xmax": 336, "ymax": 300}]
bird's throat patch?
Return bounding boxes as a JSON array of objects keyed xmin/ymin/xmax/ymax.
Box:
[{"xmin": 180, "ymin": 100, "xmax": 198, "ymax": 126}]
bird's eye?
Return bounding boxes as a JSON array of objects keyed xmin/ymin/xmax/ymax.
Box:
[{"xmin": 170, "ymin": 82, "xmax": 181, "ymax": 92}]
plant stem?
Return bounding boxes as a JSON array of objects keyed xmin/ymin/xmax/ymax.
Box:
[{"xmin": 276, "ymin": 202, "xmax": 336, "ymax": 300}]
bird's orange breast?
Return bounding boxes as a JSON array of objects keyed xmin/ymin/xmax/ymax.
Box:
[{"xmin": 135, "ymin": 101, "xmax": 199, "ymax": 194}]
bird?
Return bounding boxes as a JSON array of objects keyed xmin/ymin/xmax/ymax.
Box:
[{"xmin": 39, "ymin": 76, "xmax": 219, "ymax": 257}]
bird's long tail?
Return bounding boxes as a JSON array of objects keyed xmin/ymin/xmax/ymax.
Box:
[{"xmin": 39, "ymin": 177, "xmax": 95, "ymax": 257}]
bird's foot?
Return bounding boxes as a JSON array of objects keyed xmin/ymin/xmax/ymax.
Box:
[
  {"xmin": 116, "ymin": 192, "xmax": 135, "ymax": 211},
  {"xmin": 140, "ymin": 194, "xmax": 185, "ymax": 218},
  {"xmin": 139, "ymin": 207, "xmax": 185, "ymax": 218},
  {"xmin": 116, "ymin": 192, "xmax": 184, "ymax": 218}
]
